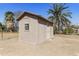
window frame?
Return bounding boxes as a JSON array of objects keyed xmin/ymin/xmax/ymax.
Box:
[{"xmin": 25, "ymin": 23, "xmax": 29, "ymax": 31}]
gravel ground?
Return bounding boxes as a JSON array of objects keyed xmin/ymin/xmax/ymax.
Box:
[{"xmin": 0, "ymin": 33, "xmax": 79, "ymax": 56}]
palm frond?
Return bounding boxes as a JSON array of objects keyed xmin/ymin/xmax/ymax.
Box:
[
  {"xmin": 48, "ymin": 9, "xmax": 54, "ymax": 14},
  {"xmin": 48, "ymin": 16, "xmax": 55, "ymax": 22}
]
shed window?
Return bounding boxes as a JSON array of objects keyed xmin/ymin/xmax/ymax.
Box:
[{"xmin": 25, "ymin": 24, "xmax": 29, "ymax": 30}]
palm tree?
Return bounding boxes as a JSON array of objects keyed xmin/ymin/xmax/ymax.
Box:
[
  {"xmin": 5, "ymin": 11, "xmax": 15, "ymax": 32},
  {"xmin": 48, "ymin": 3, "xmax": 72, "ymax": 34}
]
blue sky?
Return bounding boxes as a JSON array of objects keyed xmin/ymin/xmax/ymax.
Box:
[{"xmin": 0, "ymin": 3, "xmax": 79, "ymax": 25}]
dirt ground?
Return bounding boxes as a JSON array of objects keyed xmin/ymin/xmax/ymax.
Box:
[{"xmin": 0, "ymin": 33, "xmax": 79, "ymax": 56}]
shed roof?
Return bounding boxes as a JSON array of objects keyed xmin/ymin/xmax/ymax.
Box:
[{"xmin": 17, "ymin": 11, "xmax": 53, "ymax": 24}]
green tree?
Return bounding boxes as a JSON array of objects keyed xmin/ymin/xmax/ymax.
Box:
[
  {"xmin": 5, "ymin": 11, "xmax": 15, "ymax": 32},
  {"xmin": 48, "ymin": 3, "xmax": 72, "ymax": 34},
  {"xmin": 0, "ymin": 22, "xmax": 4, "ymax": 40}
]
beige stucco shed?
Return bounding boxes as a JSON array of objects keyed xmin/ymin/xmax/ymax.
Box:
[{"xmin": 17, "ymin": 11, "xmax": 53, "ymax": 45}]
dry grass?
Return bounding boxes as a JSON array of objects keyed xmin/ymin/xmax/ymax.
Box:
[{"xmin": 0, "ymin": 33, "xmax": 79, "ymax": 56}]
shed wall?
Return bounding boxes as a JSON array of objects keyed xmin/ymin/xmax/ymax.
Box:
[
  {"xmin": 19, "ymin": 16, "xmax": 38, "ymax": 44},
  {"xmin": 19, "ymin": 15, "xmax": 53, "ymax": 44},
  {"xmin": 38, "ymin": 18, "xmax": 53, "ymax": 43}
]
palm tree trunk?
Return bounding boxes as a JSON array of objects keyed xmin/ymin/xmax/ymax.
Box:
[
  {"xmin": 53, "ymin": 19, "xmax": 57, "ymax": 34},
  {"xmin": 53, "ymin": 24, "xmax": 56, "ymax": 34},
  {"xmin": 58, "ymin": 20, "xmax": 60, "ymax": 33},
  {"xmin": 58, "ymin": 17, "xmax": 62, "ymax": 33}
]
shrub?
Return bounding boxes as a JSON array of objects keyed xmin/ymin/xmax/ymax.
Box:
[{"xmin": 63, "ymin": 27, "xmax": 74, "ymax": 35}]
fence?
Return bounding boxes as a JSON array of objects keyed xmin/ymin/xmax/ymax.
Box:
[{"xmin": 0, "ymin": 32, "xmax": 18, "ymax": 40}]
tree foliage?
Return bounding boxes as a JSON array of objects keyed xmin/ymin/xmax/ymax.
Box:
[{"xmin": 48, "ymin": 3, "xmax": 72, "ymax": 34}]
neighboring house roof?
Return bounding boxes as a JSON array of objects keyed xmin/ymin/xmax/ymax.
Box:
[{"xmin": 17, "ymin": 11, "xmax": 53, "ymax": 24}]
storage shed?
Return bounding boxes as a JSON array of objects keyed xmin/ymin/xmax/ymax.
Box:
[{"xmin": 17, "ymin": 11, "xmax": 53, "ymax": 45}]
